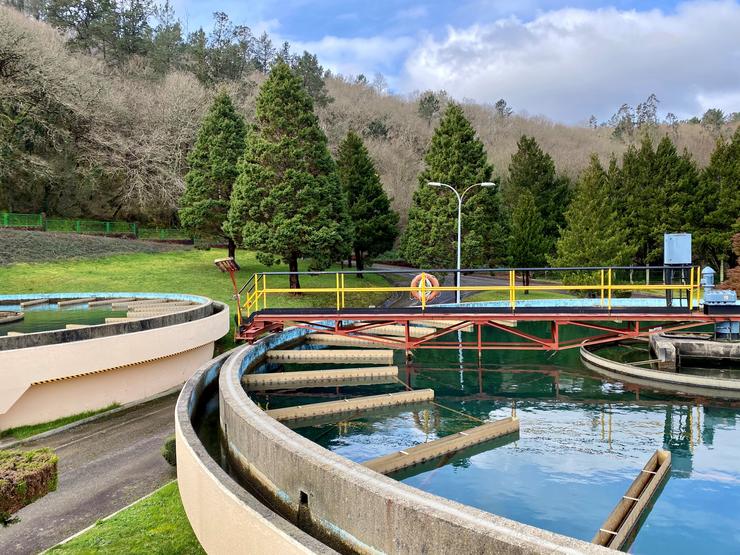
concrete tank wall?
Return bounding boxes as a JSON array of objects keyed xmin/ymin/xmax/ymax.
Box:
[
  {"xmin": 175, "ymin": 349, "xmax": 337, "ymax": 555},
  {"xmin": 581, "ymin": 345, "xmax": 740, "ymax": 400},
  {"xmin": 218, "ymin": 329, "xmax": 610, "ymax": 555},
  {"xmin": 0, "ymin": 297, "xmax": 229, "ymax": 430}
]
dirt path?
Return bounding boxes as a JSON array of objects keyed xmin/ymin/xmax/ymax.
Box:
[{"xmin": 0, "ymin": 394, "xmax": 178, "ymax": 555}]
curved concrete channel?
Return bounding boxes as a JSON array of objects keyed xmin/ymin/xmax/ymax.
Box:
[
  {"xmin": 177, "ymin": 326, "xmax": 610, "ymax": 554},
  {"xmin": 0, "ymin": 293, "xmax": 229, "ymax": 430},
  {"xmin": 580, "ymin": 344, "xmax": 740, "ymax": 400}
]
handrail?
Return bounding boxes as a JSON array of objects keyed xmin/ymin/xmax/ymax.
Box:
[
  {"xmin": 239, "ymin": 265, "xmax": 694, "ymax": 277},
  {"xmin": 235, "ymin": 265, "xmax": 703, "ymax": 319}
]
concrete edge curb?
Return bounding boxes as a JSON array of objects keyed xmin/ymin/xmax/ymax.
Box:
[
  {"xmin": 176, "ymin": 345, "xmax": 336, "ymax": 554},
  {"xmin": 40, "ymin": 479, "xmax": 178, "ymax": 552}
]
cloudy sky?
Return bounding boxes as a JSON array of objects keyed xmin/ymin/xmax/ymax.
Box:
[{"xmin": 173, "ymin": 1, "xmax": 740, "ymax": 123}]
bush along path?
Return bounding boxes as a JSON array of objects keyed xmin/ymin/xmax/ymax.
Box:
[
  {"xmin": 0, "ymin": 393, "xmax": 178, "ymax": 555},
  {"xmin": 0, "ymin": 449, "xmax": 58, "ymax": 527}
]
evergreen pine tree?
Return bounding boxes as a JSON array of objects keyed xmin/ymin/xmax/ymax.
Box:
[
  {"xmin": 417, "ymin": 91, "xmax": 441, "ymax": 126},
  {"xmin": 551, "ymin": 155, "xmax": 636, "ymax": 267},
  {"xmin": 179, "ymin": 91, "xmax": 246, "ymax": 259},
  {"xmin": 225, "ymin": 61, "xmax": 352, "ymax": 289},
  {"xmin": 723, "ymin": 232, "xmax": 740, "ymax": 290},
  {"xmin": 509, "ymin": 189, "xmax": 547, "ymax": 289},
  {"xmin": 693, "ymin": 127, "xmax": 740, "ymax": 269},
  {"xmin": 150, "ymin": 1, "xmax": 183, "ymax": 74},
  {"xmin": 400, "ymin": 103, "xmax": 508, "ymax": 270},
  {"xmin": 337, "ymin": 131, "xmax": 399, "ymax": 276},
  {"xmin": 292, "ymin": 52, "xmax": 333, "ymax": 107},
  {"xmin": 253, "ymin": 31, "xmax": 276, "ymax": 72},
  {"xmin": 186, "ymin": 28, "xmax": 210, "ymax": 84},
  {"xmin": 43, "ymin": 0, "xmax": 118, "ymax": 59},
  {"xmin": 507, "ymin": 135, "xmax": 570, "ymax": 251},
  {"xmin": 615, "ymin": 135, "xmax": 698, "ymax": 264}
]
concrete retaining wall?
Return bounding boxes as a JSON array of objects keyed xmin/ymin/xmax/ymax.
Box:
[
  {"xmin": 649, "ymin": 333, "xmax": 740, "ymax": 372},
  {"xmin": 0, "ymin": 296, "xmax": 229, "ymax": 429},
  {"xmin": 219, "ymin": 328, "xmax": 609, "ymax": 554},
  {"xmin": 175, "ymin": 349, "xmax": 336, "ymax": 555}
]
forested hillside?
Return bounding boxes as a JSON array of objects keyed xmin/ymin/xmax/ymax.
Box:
[{"xmin": 2, "ymin": 2, "xmax": 737, "ymax": 227}]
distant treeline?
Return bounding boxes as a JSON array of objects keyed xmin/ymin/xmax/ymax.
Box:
[{"xmin": 1, "ymin": 2, "xmax": 738, "ymax": 274}]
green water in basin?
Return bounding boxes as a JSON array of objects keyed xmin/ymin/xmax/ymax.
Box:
[
  {"xmin": 0, "ymin": 304, "xmax": 127, "ymax": 336},
  {"xmin": 245, "ymin": 324, "xmax": 740, "ymax": 554}
]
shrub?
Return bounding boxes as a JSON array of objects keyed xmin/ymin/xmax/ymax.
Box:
[
  {"xmin": 0, "ymin": 448, "xmax": 58, "ymax": 522},
  {"xmin": 1, "ymin": 511, "xmax": 20, "ymax": 527},
  {"xmin": 161, "ymin": 435, "xmax": 177, "ymax": 467}
]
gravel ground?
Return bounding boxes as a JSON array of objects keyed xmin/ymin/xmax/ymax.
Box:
[{"xmin": 0, "ymin": 230, "xmax": 187, "ymax": 265}]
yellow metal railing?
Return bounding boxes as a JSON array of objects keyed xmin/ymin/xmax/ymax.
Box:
[{"xmin": 238, "ymin": 266, "xmax": 703, "ymax": 319}]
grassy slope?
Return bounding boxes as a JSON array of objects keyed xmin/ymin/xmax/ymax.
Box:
[
  {"xmin": 0, "ymin": 248, "xmax": 388, "ymax": 308},
  {"xmin": 47, "ymin": 481, "xmax": 203, "ymax": 555},
  {"xmin": 0, "ymin": 230, "xmax": 185, "ymax": 265},
  {"xmin": 0, "ymin": 404, "xmax": 119, "ymax": 441}
]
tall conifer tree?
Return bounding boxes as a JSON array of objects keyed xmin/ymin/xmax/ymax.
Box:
[
  {"xmin": 337, "ymin": 131, "xmax": 399, "ymax": 276},
  {"xmin": 552, "ymin": 155, "xmax": 636, "ymax": 267},
  {"xmin": 615, "ymin": 135, "xmax": 698, "ymax": 264},
  {"xmin": 509, "ymin": 189, "xmax": 547, "ymax": 289},
  {"xmin": 507, "ymin": 135, "xmax": 570, "ymax": 249},
  {"xmin": 225, "ymin": 61, "xmax": 352, "ymax": 289},
  {"xmin": 400, "ymin": 104, "xmax": 508, "ymax": 269},
  {"xmin": 179, "ymin": 91, "xmax": 245, "ymax": 258},
  {"xmin": 693, "ymin": 128, "xmax": 740, "ymax": 269}
]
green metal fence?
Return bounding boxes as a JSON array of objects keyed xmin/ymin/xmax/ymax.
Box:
[
  {"xmin": 138, "ymin": 227, "xmax": 192, "ymax": 241},
  {"xmin": 1, "ymin": 212, "xmax": 43, "ymax": 228},
  {"xmin": 1, "ymin": 212, "xmax": 191, "ymax": 242},
  {"xmin": 45, "ymin": 218, "xmax": 137, "ymax": 235}
]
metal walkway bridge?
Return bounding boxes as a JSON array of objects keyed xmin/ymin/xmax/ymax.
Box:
[{"xmin": 216, "ymin": 263, "xmax": 740, "ymax": 353}]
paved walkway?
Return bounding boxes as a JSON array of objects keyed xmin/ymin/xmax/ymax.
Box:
[{"xmin": 0, "ymin": 393, "xmax": 178, "ymax": 555}]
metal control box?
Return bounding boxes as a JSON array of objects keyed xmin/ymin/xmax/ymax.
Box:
[
  {"xmin": 664, "ymin": 233, "xmax": 692, "ymax": 265},
  {"xmin": 704, "ymin": 289, "xmax": 738, "ymax": 305}
]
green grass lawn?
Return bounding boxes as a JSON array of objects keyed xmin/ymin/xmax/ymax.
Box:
[
  {"xmin": 0, "ymin": 248, "xmax": 391, "ymax": 349},
  {"xmin": 46, "ymin": 481, "xmax": 203, "ymax": 555},
  {"xmin": 0, "ymin": 404, "xmax": 120, "ymax": 441}
]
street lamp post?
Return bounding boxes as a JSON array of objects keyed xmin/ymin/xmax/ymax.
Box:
[{"xmin": 427, "ymin": 181, "xmax": 496, "ymax": 303}]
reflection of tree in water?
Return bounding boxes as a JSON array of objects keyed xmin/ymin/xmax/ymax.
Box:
[
  {"xmin": 663, "ymin": 404, "xmax": 694, "ymax": 477},
  {"xmin": 701, "ymin": 406, "xmax": 737, "ymax": 445},
  {"xmin": 663, "ymin": 403, "xmax": 740, "ymax": 478}
]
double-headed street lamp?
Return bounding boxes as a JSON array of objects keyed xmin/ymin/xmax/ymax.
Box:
[{"xmin": 427, "ymin": 181, "xmax": 496, "ymax": 304}]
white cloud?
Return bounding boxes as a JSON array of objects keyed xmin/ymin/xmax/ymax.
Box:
[
  {"xmin": 292, "ymin": 35, "xmax": 415, "ymax": 79},
  {"xmin": 395, "ymin": 6, "xmax": 428, "ymax": 21},
  {"xmin": 252, "ymin": 18, "xmax": 281, "ymax": 35},
  {"xmin": 400, "ymin": 1, "xmax": 740, "ymax": 122}
]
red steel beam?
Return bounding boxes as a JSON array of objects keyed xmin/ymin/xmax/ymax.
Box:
[
  {"xmin": 485, "ymin": 320, "xmax": 554, "ymax": 348},
  {"xmin": 240, "ymin": 309, "xmax": 733, "ymax": 349}
]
